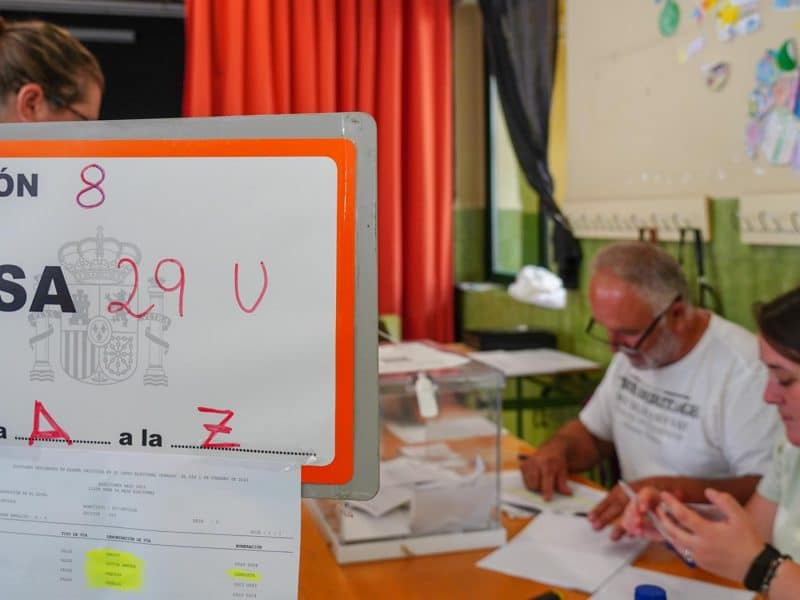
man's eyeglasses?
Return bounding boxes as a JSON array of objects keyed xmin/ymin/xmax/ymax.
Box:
[
  {"xmin": 585, "ymin": 294, "xmax": 682, "ymax": 353},
  {"xmin": 48, "ymin": 94, "xmax": 91, "ymax": 121}
]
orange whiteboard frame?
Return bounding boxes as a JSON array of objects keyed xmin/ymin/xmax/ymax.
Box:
[{"xmin": 0, "ymin": 137, "xmax": 356, "ymax": 486}]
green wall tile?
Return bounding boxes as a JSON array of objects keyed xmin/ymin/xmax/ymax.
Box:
[
  {"xmin": 454, "ymin": 207, "xmax": 540, "ymax": 281},
  {"xmin": 454, "ymin": 207, "xmax": 486, "ymax": 282},
  {"xmin": 461, "ymin": 200, "xmax": 800, "ymax": 356},
  {"xmin": 456, "ymin": 199, "xmax": 800, "ymax": 447}
]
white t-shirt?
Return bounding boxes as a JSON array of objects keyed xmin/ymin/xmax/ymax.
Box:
[
  {"xmin": 580, "ymin": 314, "xmax": 779, "ymax": 482},
  {"xmin": 757, "ymin": 431, "xmax": 800, "ymax": 557}
]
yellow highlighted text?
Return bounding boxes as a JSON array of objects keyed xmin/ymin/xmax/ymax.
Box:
[
  {"xmin": 227, "ymin": 568, "xmax": 262, "ymax": 582},
  {"xmin": 85, "ymin": 548, "xmax": 144, "ymax": 591}
]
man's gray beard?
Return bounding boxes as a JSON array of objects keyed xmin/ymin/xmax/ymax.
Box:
[
  {"xmin": 629, "ymin": 328, "xmax": 682, "ymax": 370},
  {"xmin": 640, "ymin": 331, "xmax": 681, "ymax": 369}
]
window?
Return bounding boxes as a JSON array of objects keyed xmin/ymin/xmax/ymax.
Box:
[{"xmin": 486, "ymin": 77, "xmax": 541, "ymax": 282}]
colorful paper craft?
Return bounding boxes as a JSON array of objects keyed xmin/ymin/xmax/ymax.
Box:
[
  {"xmin": 660, "ymin": 0, "xmax": 681, "ymax": 36},
  {"xmin": 749, "ymin": 86, "xmax": 774, "ymax": 118},
  {"xmin": 761, "ymin": 107, "xmax": 798, "ymax": 165},
  {"xmin": 773, "ymin": 74, "xmax": 800, "ymax": 111},
  {"xmin": 704, "ymin": 61, "xmax": 731, "ymax": 90}
]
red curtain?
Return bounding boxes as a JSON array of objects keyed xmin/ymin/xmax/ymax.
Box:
[{"xmin": 183, "ymin": 0, "xmax": 453, "ymax": 342}]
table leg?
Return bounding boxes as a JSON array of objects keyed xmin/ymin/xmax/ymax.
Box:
[{"xmin": 516, "ymin": 377, "xmax": 524, "ymax": 439}]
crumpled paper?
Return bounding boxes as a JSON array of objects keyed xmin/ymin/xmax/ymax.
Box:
[{"xmin": 507, "ymin": 265, "xmax": 566, "ymax": 309}]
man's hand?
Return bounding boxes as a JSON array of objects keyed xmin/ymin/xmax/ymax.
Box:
[
  {"xmin": 588, "ymin": 483, "xmax": 632, "ymax": 539},
  {"xmin": 518, "ymin": 442, "xmax": 572, "ymax": 501}
]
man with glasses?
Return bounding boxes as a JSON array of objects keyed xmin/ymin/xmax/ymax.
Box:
[{"xmin": 520, "ymin": 241, "xmax": 779, "ymax": 538}]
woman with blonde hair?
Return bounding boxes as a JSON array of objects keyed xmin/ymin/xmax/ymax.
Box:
[{"xmin": 0, "ymin": 17, "xmax": 103, "ymax": 122}]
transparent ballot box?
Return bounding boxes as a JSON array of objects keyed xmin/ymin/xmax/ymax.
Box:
[{"xmin": 308, "ymin": 342, "xmax": 506, "ymax": 563}]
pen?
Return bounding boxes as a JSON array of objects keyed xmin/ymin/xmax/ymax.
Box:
[{"xmin": 618, "ymin": 479, "xmax": 696, "ymax": 568}]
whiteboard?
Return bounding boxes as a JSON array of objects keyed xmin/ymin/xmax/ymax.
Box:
[
  {"xmin": 567, "ymin": 0, "xmax": 800, "ymax": 201},
  {"xmin": 0, "ymin": 115, "xmax": 377, "ymax": 499}
]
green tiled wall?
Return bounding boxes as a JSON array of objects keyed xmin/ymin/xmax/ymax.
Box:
[
  {"xmin": 454, "ymin": 207, "xmax": 486, "ymax": 283},
  {"xmin": 455, "ymin": 164, "xmax": 541, "ymax": 283},
  {"xmin": 454, "ymin": 209, "xmax": 540, "ymax": 283},
  {"xmin": 455, "ymin": 198, "xmax": 800, "ymax": 445},
  {"xmin": 460, "ymin": 199, "xmax": 800, "ymax": 355},
  {"xmin": 493, "ymin": 210, "xmax": 540, "ymax": 276}
]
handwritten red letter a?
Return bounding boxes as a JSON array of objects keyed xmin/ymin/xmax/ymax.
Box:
[{"xmin": 29, "ymin": 400, "xmax": 72, "ymax": 446}]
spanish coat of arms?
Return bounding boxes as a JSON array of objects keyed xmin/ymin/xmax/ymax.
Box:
[{"xmin": 28, "ymin": 227, "xmax": 171, "ymax": 386}]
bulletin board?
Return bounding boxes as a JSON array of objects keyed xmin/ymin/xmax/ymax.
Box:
[
  {"xmin": 0, "ymin": 114, "xmax": 378, "ymax": 500},
  {"xmin": 567, "ymin": 0, "xmax": 800, "ymax": 201}
]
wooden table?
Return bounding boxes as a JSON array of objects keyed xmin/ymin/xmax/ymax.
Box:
[
  {"xmin": 298, "ymin": 435, "xmax": 752, "ymax": 599},
  {"xmin": 299, "ymin": 508, "xmax": 750, "ymax": 599}
]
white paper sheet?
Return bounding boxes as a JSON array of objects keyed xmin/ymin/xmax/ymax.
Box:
[
  {"xmin": 417, "ymin": 456, "xmax": 486, "ymax": 488},
  {"xmin": 590, "ymin": 566, "xmax": 754, "ymax": 599},
  {"xmin": 343, "ymin": 457, "xmax": 492, "ymax": 540},
  {"xmin": 501, "ymin": 502, "xmax": 538, "ymax": 519},
  {"xmin": 424, "ymin": 415, "xmax": 500, "ymax": 440},
  {"xmin": 0, "ymin": 447, "xmax": 300, "ymax": 599},
  {"xmin": 378, "ymin": 342, "xmax": 470, "ymax": 374},
  {"xmin": 379, "ymin": 456, "xmax": 450, "ymax": 486},
  {"xmin": 400, "ymin": 442, "xmax": 460, "ymax": 460},
  {"xmin": 411, "ymin": 473, "xmax": 496, "ymax": 535},
  {"xmin": 385, "ymin": 415, "xmax": 500, "ymax": 444},
  {"xmin": 468, "ymin": 349, "xmax": 599, "ymax": 377},
  {"xmin": 338, "ymin": 507, "xmax": 411, "ymax": 542},
  {"xmin": 400, "ymin": 442, "xmax": 467, "ymax": 469},
  {"xmin": 500, "ymin": 470, "xmax": 607, "ymax": 515},
  {"xmin": 477, "ymin": 513, "xmax": 647, "ymax": 592},
  {"xmin": 346, "ymin": 485, "xmax": 413, "ymax": 518}
]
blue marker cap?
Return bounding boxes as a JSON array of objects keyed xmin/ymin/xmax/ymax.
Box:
[{"xmin": 634, "ymin": 584, "xmax": 667, "ymax": 600}]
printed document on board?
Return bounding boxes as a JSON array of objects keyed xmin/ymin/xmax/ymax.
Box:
[{"xmin": 0, "ymin": 447, "xmax": 301, "ymax": 599}]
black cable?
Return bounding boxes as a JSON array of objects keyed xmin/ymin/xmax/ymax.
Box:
[{"xmin": 677, "ymin": 227, "xmax": 723, "ymax": 314}]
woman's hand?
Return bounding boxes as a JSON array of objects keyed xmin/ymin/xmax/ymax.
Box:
[
  {"xmin": 620, "ymin": 486, "xmax": 665, "ymax": 541},
  {"xmin": 657, "ymin": 488, "xmax": 764, "ymax": 582}
]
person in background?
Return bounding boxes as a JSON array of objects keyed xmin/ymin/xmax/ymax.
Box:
[
  {"xmin": 0, "ymin": 17, "xmax": 103, "ymax": 123},
  {"xmin": 519, "ymin": 241, "xmax": 779, "ymax": 538},
  {"xmin": 622, "ymin": 286, "xmax": 800, "ymax": 598}
]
